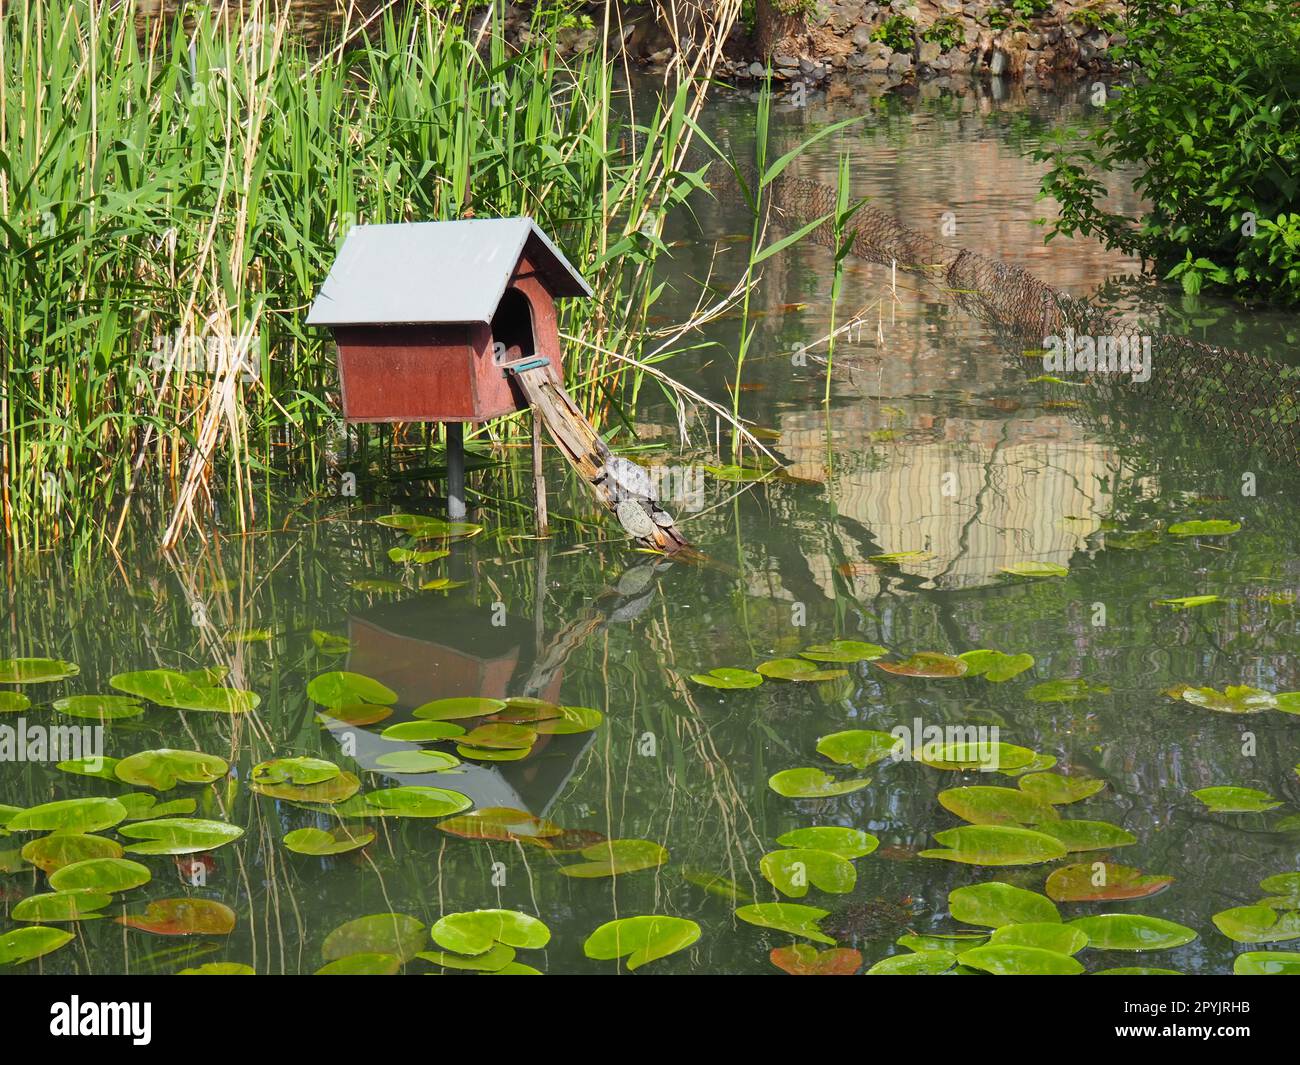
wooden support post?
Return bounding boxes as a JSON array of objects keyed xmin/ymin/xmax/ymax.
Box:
[
  {"xmin": 531, "ymin": 407, "xmax": 549, "ymax": 536},
  {"xmin": 446, "ymin": 422, "xmax": 466, "ymax": 520}
]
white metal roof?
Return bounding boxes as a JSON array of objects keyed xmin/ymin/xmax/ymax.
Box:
[{"xmin": 305, "ymin": 217, "xmax": 593, "ymax": 327}]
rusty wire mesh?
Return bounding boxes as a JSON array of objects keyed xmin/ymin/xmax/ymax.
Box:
[{"xmin": 703, "ymin": 159, "xmax": 1299, "ymax": 466}]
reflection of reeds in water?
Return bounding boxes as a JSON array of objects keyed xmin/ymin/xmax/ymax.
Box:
[{"xmin": 0, "ymin": 0, "xmax": 744, "ymax": 558}]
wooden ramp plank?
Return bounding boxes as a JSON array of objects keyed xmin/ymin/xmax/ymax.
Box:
[{"xmin": 510, "ymin": 364, "xmax": 690, "ymax": 554}]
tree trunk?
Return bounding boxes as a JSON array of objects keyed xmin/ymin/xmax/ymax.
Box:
[{"xmin": 755, "ymin": 0, "xmax": 809, "ymax": 58}]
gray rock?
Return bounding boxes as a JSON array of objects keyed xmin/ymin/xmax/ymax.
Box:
[
  {"xmin": 868, "ymin": 55, "xmax": 890, "ymax": 72},
  {"xmin": 748, "ymin": 62, "xmax": 766, "ymax": 78},
  {"xmin": 851, "ymin": 25, "xmax": 875, "ymax": 49},
  {"xmin": 918, "ymin": 41, "xmax": 942, "ymax": 64},
  {"xmin": 989, "ymin": 48, "xmax": 1007, "ymax": 75},
  {"xmin": 887, "ymin": 52, "xmax": 913, "ymax": 73},
  {"xmin": 799, "ymin": 57, "xmax": 818, "ymax": 74},
  {"xmin": 774, "ymin": 53, "xmax": 799, "ymax": 68}
]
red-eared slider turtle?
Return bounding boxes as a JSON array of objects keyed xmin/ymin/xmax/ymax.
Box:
[
  {"xmin": 615, "ymin": 499, "xmax": 657, "ymax": 539},
  {"xmin": 602, "ymin": 455, "xmax": 655, "ymax": 502}
]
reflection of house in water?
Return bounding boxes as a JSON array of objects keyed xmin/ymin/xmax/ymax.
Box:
[
  {"xmin": 318, "ymin": 599, "xmax": 600, "ymax": 818},
  {"xmin": 772, "ymin": 405, "xmax": 1124, "ymax": 595},
  {"xmin": 318, "ymin": 565, "xmax": 665, "ymax": 817}
]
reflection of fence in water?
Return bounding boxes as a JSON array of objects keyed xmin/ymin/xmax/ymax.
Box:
[{"xmin": 709, "ymin": 162, "xmax": 1299, "ymax": 466}]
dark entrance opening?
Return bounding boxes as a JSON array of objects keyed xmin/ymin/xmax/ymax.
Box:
[{"xmin": 491, "ymin": 288, "xmax": 536, "ymax": 364}]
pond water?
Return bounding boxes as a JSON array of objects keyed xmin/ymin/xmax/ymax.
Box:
[{"xmin": 2, "ymin": 80, "xmax": 1298, "ymax": 976}]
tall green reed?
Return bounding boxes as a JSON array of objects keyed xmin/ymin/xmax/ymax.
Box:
[{"xmin": 0, "ymin": 0, "xmax": 737, "ymax": 559}]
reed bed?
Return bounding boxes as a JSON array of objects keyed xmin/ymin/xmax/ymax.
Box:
[{"xmin": 0, "ymin": 0, "xmax": 742, "ymax": 558}]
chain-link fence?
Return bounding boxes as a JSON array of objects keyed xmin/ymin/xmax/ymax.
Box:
[{"xmin": 705, "ymin": 159, "xmax": 1299, "ymax": 466}]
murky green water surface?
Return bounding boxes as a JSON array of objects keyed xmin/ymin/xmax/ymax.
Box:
[{"xmin": 3, "ymin": 83, "xmax": 1298, "ymax": 975}]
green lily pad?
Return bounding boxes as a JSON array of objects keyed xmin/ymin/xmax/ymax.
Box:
[
  {"xmin": 759, "ymin": 848, "xmax": 857, "ymax": 898},
  {"xmin": 323, "ymin": 913, "xmax": 425, "ymax": 963},
  {"xmin": 938, "ymin": 786, "xmax": 1060, "ymax": 826},
  {"xmin": 866, "ymin": 950, "xmax": 956, "ymax": 975},
  {"xmin": 989, "ymin": 922, "xmax": 1088, "ymax": 955},
  {"xmin": 430, "ymin": 909, "xmax": 550, "ymax": 955},
  {"xmin": 774, "ymin": 827, "xmax": 878, "ymax": 859},
  {"xmin": 958, "ymin": 650, "xmax": 1035, "ymax": 682},
  {"xmin": 178, "ymin": 962, "xmax": 256, "ymax": 975},
  {"xmin": 735, "ymin": 903, "xmax": 835, "ymax": 945},
  {"xmin": 559, "ymin": 839, "xmax": 668, "ymax": 878},
  {"xmin": 1275, "ymin": 692, "xmax": 1300, "ymax": 716},
  {"xmin": 1069, "ymin": 914, "xmax": 1197, "ymax": 951},
  {"xmin": 310, "ymin": 630, "xmax": 351, "ymax": 655},
  {"xmin": 0, "ymin": 658, "xmax": 80, "ymax": 684},
  {"xmin": 416, "ymin": 943, "xmax": 516, "ymax": 971},
  {"xmin": 1193, "ymin": 786, "xmax": 1281, "ymax": 813},
  {"xmin": 435, "ymin": 807, "xmax": 563, "ymax": 844},
  {"xmin": 458, "ymin": 723, "xmax": 537, "ymax": 749},
  {"xmin": 874, "ymin": 652, "xmax": 968, "ymax": 678},
  {"xmin": 799, "ymin": 641, "xmax": 887, "ymax": 663},
  {"xmin": 0, "ymin": 927, "xmax": 75, "ymax": 965},
  {"xmin": 117, "ymin": 898, "xmax": 236, "ymax": 935},
  {"xmin": 948, "ymin": 882, "xmax": 1061, "ymax": 927},
  {"xmin": 117, "ymin": 818, "xmax": 244, "ymax": 855},
  {"xmin": 455, "ymin": 744, "xmax": 532, "ymax": 762},
  {"xmin": 315, "ymin": 953, "xmax": 402, "ymax": 975},
  {"xmin": 380, "ymin": 720, "xmax": 467, "ymax": 742},
  {"xmin": 7, "ymin": 797, "xmax": 127, "ymax": 834},
  {"xmin": 1017, "ymin": 772, "xmax": 1106, "ymax": 804},
  {"xmin": 1045, "ymin": 863, "xmax": 1174, "ymax": 902},
  {"xmin": 1212, "ymin": 906, "xmax": 1300, "ymax": 944},
  {"xmin": 56, "ymin": 757, "xmax": 120, "ymax": 780},
  {"xmin": 897, "ymin": 932, "xmax": 988, "ymax": 955},
  {"xmin": 115, "ymin": 749, "xmax": 229, "ymax": 791},
  {"xmin": 48, "ymin": 857, "xmax": 151, "ymax": 893},
  {"xmin": 283, "ymin": 826, "xmax": 375, "ymax": 856},
  {"xmin": 249, "ymin": 771, "xmax": 360, "ymax": 804},
  {"xmin": 960, "ymin": 944, "xmax": 1083, "ymax": 975},
  {"xmin": 771, "ymin": 944, "xmax": 863, "ymax": 975},
  {"xmin": 690, "ymin": 668, "xmax": 764, "ymax": 689},
  {"xmin": 584, "ymin": 916, "xmax": 700, "ymax": 971},
  {"xmin": 769, "ymin": 767, "xmax": 871, "ymax": 798},
  {"xmin": 13, "ymin": 891, "xmax": 113, "ymax": 922},
  {"xmin": 117, "ymin": 794, "xmax": 197, "ymax": 820},
  {"xmin": 51, "ymin": 694, "xmax": 145, "ymax": 720},
  {"xmin": 21, "ymin": 833, "xmax": 124, "ymax": 873},
  {"xmin": 1168, "ymin": 519, "xmax": 1240, "ymax": 536},
  {"xmin": 374, "ymin": 750, "xmax": 462, "ymax": 774},
  {"xmin": 920, "ymin": 825, "xmax": 1068, "ymax": 866},
  {"xmin": 703, "ymin": 464, "xmax": 768, "ymax": 482},
  {"xmin": 250, "ymin": 757, "xmax": 341, "ymax": 787},
  {"xmin": 531, "ymin": 705, "xmax": 603, "ymax": 735},
  {"xmin": 331, "ymin": 786, "xmax": 472, "ymax": 819},
  {"xmin": 388, "ymin": 547, "xmax": 450, "ymax": 563},
  {"xmin": 999, "ymin": 561, "xmax": 1069, "ymax": 579},
  {"xmin": 1233, "ymin": 951, "xmax": 1300, "ymax": 975},
  {"xmin": 914, "ymin": 741, "xmax": 1038, "ymax": 772},
  {"xmin": 1033, "ymin": 820, "xmax": 1136, "ymax": 852},
  {"xmin": 756, "ymin": 658, "xmax": 847, "ymax": 682},
  {"xmin": 1258, "ymin": 872, "xmax": 1300, "ymax": 906},
  {"xmin": 0, "ymin": 692, "xmax": 31, "ymax": 712},
  {"xmin": 1155, "ymin": 594, "xmax": 1222, "ymax": 609},
  {"xmin": 815, "ymin": 729, "xmax": 900, "ymax": 770},
  {"xmin": 1028, "ymin": 678, "xmax": 1110, "ymax": 703},
  {"xmin": 375, "ymin": 514, "xmax": 482, "ymax": 539},
  {"xmin": 109, "ymin": 669, "xmax": 257, "ymax": 713},
  {"xmin": 412, "ymin": 697, "xmax": 507, "ymax": 721},
  {"xmin": 307, "ymin": 671, "xmax": 397, "ymax": 708},
  {"xmin": 1180, "ymin": 685, "xmax": 1277, "ymax": 714}
]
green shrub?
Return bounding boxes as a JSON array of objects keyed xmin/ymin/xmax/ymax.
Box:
[
  {"xmin": 1037, "ymin": 0, "xmax": 1300, "ymax": 303},
  {"xmin": 870, "ymin": 15, "xmax": 915, "ymax": 53},
  {"xmin": 921, "ymin": 16, "xmax": 964, "ymax": 52}
]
